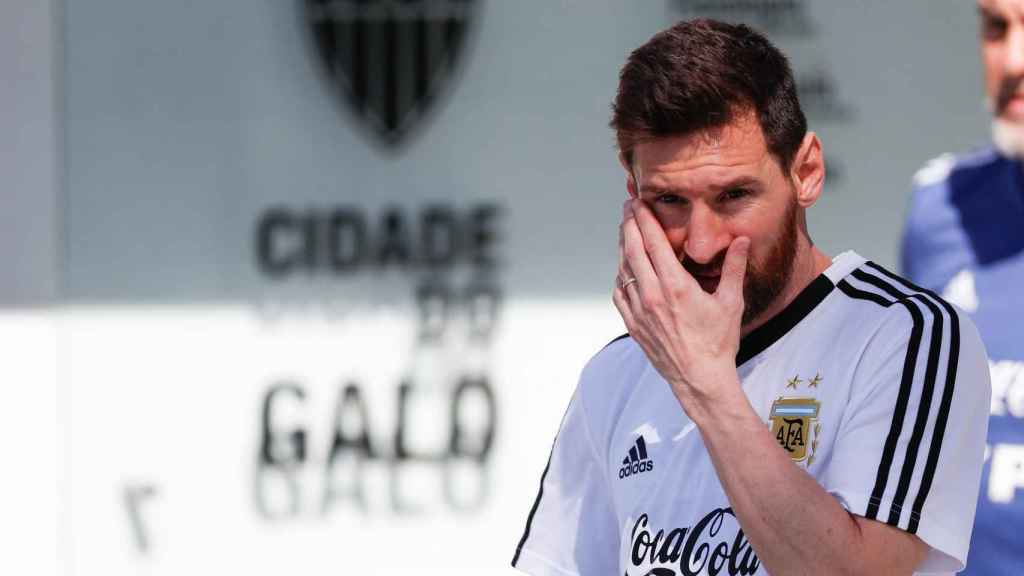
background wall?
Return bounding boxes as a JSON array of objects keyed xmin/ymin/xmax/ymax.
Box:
[
  {"xmin": 0, "ymin": 1, "xmax": 59, "ymax": 575},
  {"xmin": 0, "ymin": 0, "xmax": 995, "ymax": 574},
  {"xmin": 62, "ymin": 0, "xmax": 989, "ymax": 303}
]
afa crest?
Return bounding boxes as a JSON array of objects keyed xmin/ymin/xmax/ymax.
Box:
[{"xmin": 770, "ymin": 397, "xmax": 821, "ymax": 464}]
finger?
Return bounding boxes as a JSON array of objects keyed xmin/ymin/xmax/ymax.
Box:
[
  {"xmin": 619, "ymin": 199, "xmax": 631, "ymax": 279},
  {"xmin": 618, "ymin": 206, "xmax": 636, "ymax": 294},
  {"xmin": 617, "ymin": 211, "xmax": 648, "ymax": 320},
  {"xmin": 618, "ymin": 268, "xmax": 642, "ymax": 314},
  {"xmin": 623, "ymin": 271, "xmax": 646, "ymax": 321},
  {"xmin": 630, "ymin": 200, "xmax": 697, "ymax": 292},
  {"xmin": 621, "ymin": 211, "xmax": 662, "ymax": 307},
  {"xmin": 613, "ymin": 285, "xmax": 637, "ymax": 333},
  {"xmin": 715, "ymin": 236, "xmax": 750, "ymax": 305},
  {"xmin": 617, "ymin": 229, "xmax": 647, "ymax": 326},
  {"xmin": 618, "ymin": 261, "xmax": 636, "ymax": 292}
]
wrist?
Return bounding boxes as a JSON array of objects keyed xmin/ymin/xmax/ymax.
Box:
[{"xmin": 671, "ymin": 367, "xmax": 746, "ymax": 426}]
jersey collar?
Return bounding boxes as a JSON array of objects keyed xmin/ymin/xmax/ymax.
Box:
[{"xmin": 735, "ymin": 251, "xmax": 862, "ymax": 366}]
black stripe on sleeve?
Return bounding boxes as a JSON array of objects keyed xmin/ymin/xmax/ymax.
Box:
[
  {"xmin": 513, "ymin": 394, "xmax": 578, "ymax": 567},
  {"xmin": 512, "ymin": 447, "xmax": 553, "ymax": 567},
  {"xmin": 866, "ymin": 262, "xmax": 962, "ymax": 534},
  {"xmin": 514, "ymin": 334, "xmax": 632, "ymax": 565},
  {"xmin": 852, "ymin": 268, "xmax": 945, "ymax": 528},
  {"xmin": 835, "ymin": 277, "xmax": 925, "ymax": 522}
]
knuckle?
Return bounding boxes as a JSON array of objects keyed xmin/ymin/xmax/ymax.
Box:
[
  {"xmin": 612, "ymin": 290, "xmax": 625, "ymax": 307},
  {"xmin": 721, "ymin": 300, "xmax": 736, "ymax": 316},
  {"xmin": 726, "ymin": 298, "xmax": 743, "ymax": 316},
  {"xmin": 624, "ymin": 243, "xmax": 643, "ymax": 261},
  {"xmin": 668, "ymin": 281, "xmax": 688, "ymax": 300},
  {"xmin": 641, "ymin": 292, "xmax": 665, "ymax": 311}
]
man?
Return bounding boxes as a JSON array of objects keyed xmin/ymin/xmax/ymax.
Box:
[
  {"xmin": 513, "ymin": 19, "xmax": 991, "ymax": 576},
  {"xmin": 901, "ymin": 1, "xmax": 1024, "ymax": 573}
]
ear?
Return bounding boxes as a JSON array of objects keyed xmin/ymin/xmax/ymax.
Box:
[
  {"xmin": 790, "ymin": 132, "xmax": 825, "ymax": 208},
  {"xmin": 619, "ymin": 151, "xmax": 639, "ymax": 199}
]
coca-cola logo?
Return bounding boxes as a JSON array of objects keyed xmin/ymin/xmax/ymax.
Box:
[{"xmin": 628, "ymin": 508, "xmax": 760, "ymax": 576}]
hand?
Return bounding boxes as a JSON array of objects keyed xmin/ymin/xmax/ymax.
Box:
[{"xmin": 612, "ymin": 199, "xmax": 750, "ymax": 410}]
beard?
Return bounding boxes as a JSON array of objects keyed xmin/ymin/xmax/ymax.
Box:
[
  {"xmin": 990, "ymin": 75, "xmax": 1024, "ymax": 159},
  {"xmin": 992, "ymin": 118, "xmax": 1024, "ymax": 159},
  {"xmin": 682, "ymin": 198, "xmax": 799, "ymax": 326}
]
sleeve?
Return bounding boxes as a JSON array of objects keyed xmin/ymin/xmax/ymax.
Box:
[
  {"xmin": 899, "ymin": 157, "xmax": 960, "ymax": 290},
  {"xmin": 899, "ymin": 184, "xmax": 930, "ymax": 283},
  {"xmin": 900, "ymin": 174, "xmax": 949, "ymax": 285},
  {"xmin": 822, "ymin": 302, "xmax": 991, "ymax": 573},
  {"xmin": 511, "ymin": 384, "xmax": 620, "ymax": 576}
]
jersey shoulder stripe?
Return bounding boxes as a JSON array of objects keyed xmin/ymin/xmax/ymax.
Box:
[
  {"xmin": 837, "ymin": 268, "xmax": 931, "ymax": 527},
  {"xmin": 835, "ymin": 262, "xmax": 960, "ymax": 533},
  {"xmin": 864, "ymin": 262, "xmax": 961, "ymax": 534},
  {"xmin": 851, "ymin": 266, "xmax": 947, "ymax": 530}
]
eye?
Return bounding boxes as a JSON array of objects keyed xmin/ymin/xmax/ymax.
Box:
[
  {"xmin": 719, "ymin": 188, "xmax": 750, "ymax": 202},
  {"xmin": 655, "ymin": 194, "xmax": 687, "ymax": 205},
  {"xmin": 981, "ymin": 13, "xmax": 1009, "ymax": 41}
]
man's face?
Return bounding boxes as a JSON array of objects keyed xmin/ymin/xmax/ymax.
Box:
[
  {"xmin": 980, "ymin": 0, "xmax": 1024, "ymax": 123},
  {"xmin": 628, "ymin": 112, "xmax": 799, "ymax": 326}
]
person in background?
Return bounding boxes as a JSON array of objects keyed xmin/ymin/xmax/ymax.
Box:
[{"xmin": 901, "ymin": 1, "xmax": 1024, "ymax": 573}]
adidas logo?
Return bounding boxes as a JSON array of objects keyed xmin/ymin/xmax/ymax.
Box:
[{"xmin": 618, "ymin": 435, "xmax": 655, "ymax": 479}]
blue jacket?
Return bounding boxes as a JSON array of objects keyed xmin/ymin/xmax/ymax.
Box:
[{"xmin": 902, "ymin": 146, "xmax": 1024, "ymax": 575}]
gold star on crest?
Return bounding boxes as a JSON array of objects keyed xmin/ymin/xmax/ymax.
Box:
[
  {"xmin": 786, "ymin": 375, "xmax": 802, "ymax": 389},
  {"xmin": 809, "ymin": 373, "xmax": 823, "ymax": 388}
]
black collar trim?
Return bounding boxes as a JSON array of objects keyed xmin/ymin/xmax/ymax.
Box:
[{"xmin": 735, "ymin": 274, "xmax": 835, "ymax": 367}]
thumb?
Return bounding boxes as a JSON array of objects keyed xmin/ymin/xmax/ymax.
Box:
[{"xmin": 716, "ymin": 236, "xmax": 750, "ymax": 304}]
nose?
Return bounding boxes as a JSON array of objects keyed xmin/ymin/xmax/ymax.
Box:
[
  {"xmin": 683, "ymin": 203, "xmax": 730, "ymax": 265},
  {"xmin": 1005, "ymin": 23, "xmax": 1024, "ymax": 77}
]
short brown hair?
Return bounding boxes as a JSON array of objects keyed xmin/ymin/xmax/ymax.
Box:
[{"xmin": 611, "ymin": 19, "xmax": 807, "ymax": 170}]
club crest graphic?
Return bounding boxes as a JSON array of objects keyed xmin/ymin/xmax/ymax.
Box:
[
  {"xmin": 770, "ymin": 397, "xmax": 821, "ymax": 464},
  {"xmin": 304, "ymin": 0, "xmax": 479, "ymax": 148}
]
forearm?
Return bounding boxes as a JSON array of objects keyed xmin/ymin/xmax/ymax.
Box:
[{"xmin": 686, "ymin": 385, "xmax": 877, "ymax": 575}]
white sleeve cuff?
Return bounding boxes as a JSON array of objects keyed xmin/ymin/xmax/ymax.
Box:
[{"xmin": 830, "ymin": 489, "xmax": 964, "ymax": 574}]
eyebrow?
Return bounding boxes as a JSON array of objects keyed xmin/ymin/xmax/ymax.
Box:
[
  {"xmin": 978, "ymin": 5, "xmax": 1000, "ymax": 19},
  {"xmin": 639, "ymin": 176, "xmax": 760, "ymax": 198},
  {"xmin": 978, "ymin": 3, "xmax": 1012, "ymax": 20}
]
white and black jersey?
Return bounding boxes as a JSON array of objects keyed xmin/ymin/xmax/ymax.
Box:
[{"xmin": 512, "ymin": 251, "xmax": 991, "ymax": 576}]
